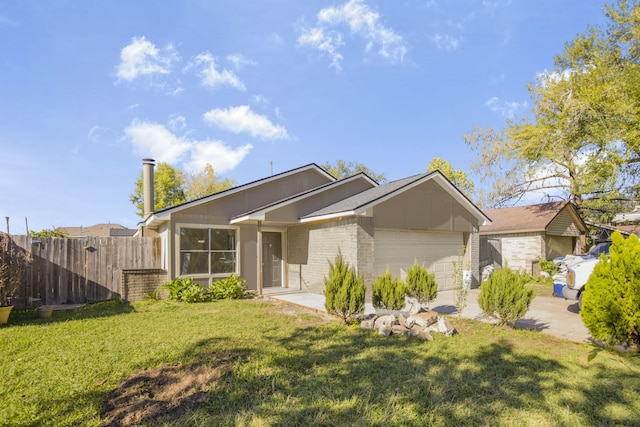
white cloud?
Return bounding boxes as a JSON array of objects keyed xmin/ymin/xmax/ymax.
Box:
[
  {"xmin": 167, "ymin": 114, "xmax": 187, "ymax": 132},
  {"xmin": 252, "ymin": 94, "xmax": 270, "ymax": 105},
  {"xmin": 226, "ymin": 53, "xmax": 256, "ymax": 69},
  {"xmin": 125, "ymin": 119, "xmax": 252, "ymax": 173},
  {"xmin": 191, "ymin": 52, "xmax": 246, "ymax": 91},
  {"xmin": 298, "ymin": 0, "xmax": 406, "ymax": 71},
  {"xmin": 431, "ymin": 33, "xmax": 461, "ymax": 51},
  {"xmin": 186, "ymin": 141, "xmax": 253, "ymax": 173},
  {"xmin": 125, "ymin": 119, "xmax": 191, "ymax": 163},
  {"xmin": 116, "ymin": 36, "xmax": 179, "ymax": 82},
  {"xmin": 486, "ymin": 96, "xmax": 528, "ymax": 119},
  {"xmin": 203, "ymin": 105, "xmax": 289, "ymax": 140}
]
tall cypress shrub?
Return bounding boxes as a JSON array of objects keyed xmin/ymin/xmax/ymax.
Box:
[
  {"xmin": 372, "ymin": 268, "xmax": 406, "ymax": 310},
  {"xmin": 478, "ymin": 267, "xmax": 534, "ymax": 327},
  {"xmin": 405, "ymin": 260, "xmax": 437, "ymax": 308},
  {"xmin": 324, "ymin": 252, "xmax": 365, "ymax": 324},
  {"xmin": 581, "ymin": 232, "xmax": 640, "ymax": 350}
]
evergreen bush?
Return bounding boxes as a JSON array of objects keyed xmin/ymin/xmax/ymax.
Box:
[
  {"xmin": 405, "ymin": 259, "xmax": 437, "ymax": 307},
  {"xmin": 581, "ymin": 232, "xmax": 640, "ymax": 350},
  {"xmin": 323, "ymin": 252, "xmax": 365, "ymax": 324},
  {"xmin": 478, "ymin": 267, "xmax": 534, "ymax": 326},
  {"xmin": 372, "ymin": 268, "xmax": 406, "ymax": 310},
  {"xmin": 163, "ymin": 277, "xmax": 207, "ymax": 303},
  {"xmin": 210, "ymin": 274, "xmax": 247, "ymax": 300}
]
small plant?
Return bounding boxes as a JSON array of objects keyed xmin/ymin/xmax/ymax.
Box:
[
  {"xmin": 372, "ymin": 268, "xmax": 406, "ymax": 311},
  {"xmin": 405, "ymin": 259, "xmax": 437, "ymax": 308},
  {"xmin": 0, "ymin": 233, "xmax": 30, "ymax": 307},
  {"xmin": 452, "ymin": 247, "xmax": 468, "ymax": 318},
  {"xmin": 581, "ymin": 232, "xmax": 640, "ymax": 351},
  {"xmin": 210, "ymin": 274, "xmax": 247, "ymax": 300},
  {"xmin": 163, "ymin": 277, "xmax": 207, "ymax": 303},
  {"xmin": 324, "ymin": 251, "xmax": 365, "ymax": 324},
  {"xmin": 538, "ymin": 258, "xmax": 559, "ymax": 276},
  {"xmin": 478, "ymin": 267, "xmax": 534, "ymax": 327}
]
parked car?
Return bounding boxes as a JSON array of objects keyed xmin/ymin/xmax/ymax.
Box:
[
  {"xmin": 553, "ymin": 242, "xmax": 612, "ymax": 307},
  {"xmin": 553, "ymin": 241, "xmax": 612, "ymax": 265},
  {"xmin": 561, "ymin": 257, "xmax": 602, "ymax": 310}
]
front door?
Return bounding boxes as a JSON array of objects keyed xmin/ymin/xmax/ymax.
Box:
[{"xmin": 262, "ymin": 232, "xmax": 282, "ymax": 288}]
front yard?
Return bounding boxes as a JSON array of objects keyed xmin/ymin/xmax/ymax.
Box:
[{"xmin": 1, "ymin": 298, "xmax": 639, "ymax": 426}]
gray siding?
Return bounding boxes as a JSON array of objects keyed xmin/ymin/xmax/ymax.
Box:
[{"xmin": 372, "ymin": 180, "xmax": 477, "ymax": 232}]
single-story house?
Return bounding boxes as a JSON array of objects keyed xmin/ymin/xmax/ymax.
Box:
[
  {"xmin": 139, "ymin": 160, "xmax": 491, "ymax": 295},
  {"xmin": 59, "ymin": 223, "xmax": 137, "ymax": 238},
  {"xmin": 479, "ymin": 201, "xmax": 587, "ymax": 273}
]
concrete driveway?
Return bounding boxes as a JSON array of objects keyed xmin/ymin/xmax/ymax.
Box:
[{"xmin": 271, "ymin": 288, "xmax": 591, "ymax": 343}]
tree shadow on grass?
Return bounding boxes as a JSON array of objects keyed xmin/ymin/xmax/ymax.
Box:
[
  {"xmin": 25, "ymin": 310, "xmax": 640, "ymax": 426},
  {"xmin": 4, "ymin": 299, "xmax": 135, "ymax": 327}
]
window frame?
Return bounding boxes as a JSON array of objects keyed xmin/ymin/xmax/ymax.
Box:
[{"xmin": 177, "ymin": 224, "xmax": 239, "ymax": 280}]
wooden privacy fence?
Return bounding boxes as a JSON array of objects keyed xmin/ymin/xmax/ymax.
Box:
[{"xmin": 10, "ymin": 236, "xmax": 162, "ymax": 307}]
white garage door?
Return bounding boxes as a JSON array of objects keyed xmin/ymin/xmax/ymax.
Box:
[{"xmin": 374, "ymin": 229, "xmax": 463, "ymax": 291}]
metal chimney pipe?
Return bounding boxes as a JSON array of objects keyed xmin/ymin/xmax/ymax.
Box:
[{"xmin": 142, "ymin": 158, "xmax": 155, "ymax": 219}]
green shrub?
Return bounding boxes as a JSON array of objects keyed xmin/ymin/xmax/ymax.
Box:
[
  {"xmin": 539, "ymin": 258, "xmax": 559, "ymax": 276},
  {"xmin": 581, "ymin": 232, "xmax": 640, "ymax": 350},
  {"xmin": 324, "ymin": 252, "xmax": 365, "ymax": 324},
  {"xmin": 163, "ymin": 277, "xmax": 207, "ymax": 303},
  {"xmin": 478, "ymin": 267, "xmax": 534, "ymax": 326},
  {"xmin": 210, "ymin": 274, "xmax": 247, "ymax": 300},
  {"xmin": 372, "ymin": 268, "xmax": 406, "ymax": 310},
  {"xmin": 405, "ymin": 260, "xmax": 437, "ymax": 307}
]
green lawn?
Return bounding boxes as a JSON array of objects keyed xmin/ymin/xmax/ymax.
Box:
[{"xmin": 1, "ymin": 298, "xmax": 639, "ymax": 426}]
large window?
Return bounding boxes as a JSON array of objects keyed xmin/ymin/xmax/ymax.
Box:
[{"xmin": 180, "ymin": 227, "xmax": 237, "ymax": 276}]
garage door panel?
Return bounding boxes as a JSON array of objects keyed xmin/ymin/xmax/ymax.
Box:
[{"xmin": 375, "ymin": 229, "xmax": 462, "ymax": 291}]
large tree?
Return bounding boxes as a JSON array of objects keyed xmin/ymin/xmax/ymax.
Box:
[
  {"xmin": 184, "ymin": 164, "xmax": 235, "ymax": 201},
  {"xmin": 321, "ymin": 160, "xmax": 386, "ymax": 182},
  {"xmin": 130, "ymin": 162, "xmax": 186, "ymax": 217},
  {"xmin": 131, "ymin": 163, "xmax": 236, "ymax": 217},
  {"xmin": 465, "ymin": 0, "xmax": 640, "ymax": 221},
  {"xmin": 426, "ymin": 157, "xmax": 474, "ymax": 196}
]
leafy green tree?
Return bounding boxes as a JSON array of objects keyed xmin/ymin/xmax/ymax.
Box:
[
  {"xmin": 372, "ymin": 268, "xmax": 406, "ymax": 310},
  {"xmin": 322, "ymin": 160, "xmax": 386, "ymax": 182},
  {"xmin": 184, "ymin": 163, "xmax": 235, "ymax": 201},
  {"xmin": 478, "ymin": 267, "xmax": 534, "ymax": 327},
  {"xmin": 28, "ymin": 228, "xmax": 67, "ymax": 238},
  {"xmin": 324, "ymin": 251, "xmax": 365, "ymax": 324},
  {"xmin": 130, "ymin": 162, "xmax": 187, "ymax": 217},
  {"xmin": 404, "ymin": 260, "xmax": 437, "ymax": 307},
  {"xmin": 426, "ymin": 157, "xmax": 474, "ymax": 195},
  {"xmin": 581, "ymin": 231, "xmax": 640, "ymax": 350},
  {"xmin": 464, "ymin": 1, "xmax": 640, "ymax": 220}
]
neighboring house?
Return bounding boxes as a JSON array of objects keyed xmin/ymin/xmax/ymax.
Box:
[
  {"xmin": 140, "ymin": 161, "xmax": 490, "ymax": 295},
  {"xmin": 480, "ymin": 201, "xmax": 587, "ymax": 273},
  {"xmin": 587, "ymin": 221, "xmax": 640, "ymax": 242},
  {"xmin": 59, "ymin": 224, "xmax": 137, "ymax": 238}
]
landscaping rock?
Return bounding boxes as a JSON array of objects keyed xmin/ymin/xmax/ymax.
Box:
[
  {"xmin": 398, "ymin": 314, "xmax": 407, "ymax": 328},
  {"xmin": 374, "ymin": 314, "xmax": 397, "ymax": 329},
  {"xmin": 391, "ymin": 325, "xmax": 410, "ymax": 335},
  {"xmin": 436, "ymin": 316, "xmax": 457, "ymax": 336},
  {"xmin": 360, "ymin": 318, "xmax": 376, "ymax": 330},
  {"xmin": 378, "ymin": 324, "xmax": 392, "ymax": 336},
  {"xmin": 406, "ymin": 297, "xmax": 425, "ymax": 315},
  {"xmin": 408, "ymin": 311, "xmax": 438, "ymax": 328},
  {"xmin": 408, "ymin": 325, "xmax": 434, "ymax": 341}
]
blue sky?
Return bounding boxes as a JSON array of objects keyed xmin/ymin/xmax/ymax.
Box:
[{"xmin": 0, "ymin": 0, "xmax": 610, "ymax": 233}]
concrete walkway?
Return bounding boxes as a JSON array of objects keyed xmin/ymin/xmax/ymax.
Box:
[{"xmin": 269, "ymin": 288, "xmax": 591, "ymax": 344}]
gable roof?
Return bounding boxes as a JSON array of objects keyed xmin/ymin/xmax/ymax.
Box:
[
  {"xmin": 300, "ymin": 171, "xmax": 491, "ymax": 225},
  {"xmin": 229, "ymin": 173, "xmax": 377, "ymax": 224},
  {"xmin": 480, "ymin": 201, "xmax": 587, "ymax": 234},
  {"xmin": 144, "ymin": 163, "xmax": 335, "ymax": 227}
]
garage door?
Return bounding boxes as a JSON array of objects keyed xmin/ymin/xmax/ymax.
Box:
[{"xmin": 374, "ymin": 229, "xmax": 463, "ymax": 291}]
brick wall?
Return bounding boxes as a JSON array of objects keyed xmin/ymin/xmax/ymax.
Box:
[
  {"xmin": 121, "ymin": 269, "xmax": 168, "ymax": 302},
  {"xmin": 288, "ymin": 218, "xmax": 362, "ymax": 295},
  {"xmin": 491, "ymin": 232, "xmax": 544, "ymax": 273}
]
